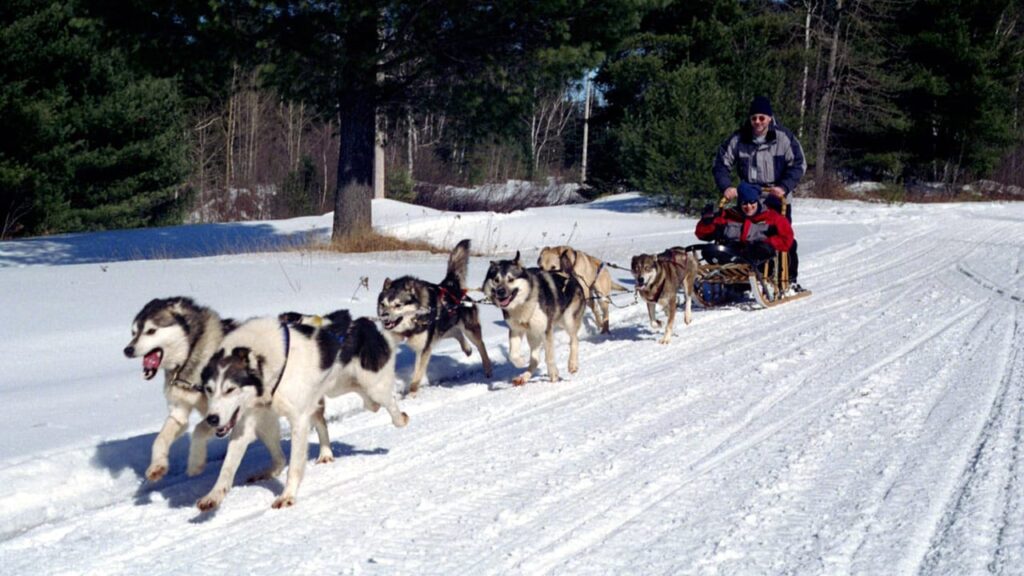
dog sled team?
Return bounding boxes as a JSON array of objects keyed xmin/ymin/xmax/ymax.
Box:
[
  {"xmin": 124, "ymin": 228, "xmax": 804, "ymax": 512},
  {"xmin": 122, "ymin": 94, "xmax": 810, "ymax": 512}
]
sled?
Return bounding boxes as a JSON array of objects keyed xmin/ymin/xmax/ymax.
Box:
[{"xmin": 690, "ymin": 243, "xmax": 811, "ymax": 309}]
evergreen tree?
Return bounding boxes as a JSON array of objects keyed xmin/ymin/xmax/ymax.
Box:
[
  {"xmin": 616, "ymin": 65, "xmax": 734, "ymax": 208},
  {"xmin": 0, "ymin": 0, "xmax": 188, "ymax": 237},
  {"xmin": 900, "ymin": 0, "xmax": 1023, "ymax": 184},
  {"xmin": 596, "ymin": 0, "xmax": 803, "ymax": 206}
]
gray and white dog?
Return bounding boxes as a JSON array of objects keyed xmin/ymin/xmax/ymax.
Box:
[
  {"xmin": 482, "ymin": 251, "xmax": 586, "ymax": 385},
  {"xmin": 197, "ymin": 310, "xmax": 408, "ymax": 511},
  {"xmin": 123, "ymin": 297, "xmax": 237, "ymax": 482},
  {"xmin": 377, "ymin": 239, "xmax": 492, "ymax": 394}
]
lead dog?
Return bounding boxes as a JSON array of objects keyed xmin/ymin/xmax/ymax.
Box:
[
  {"xmin": 630, "ymin": 247, "xmax": 699, "ymax": 344},
  {"xmin": 483, "ymin": 252, "xmax": 586, "ymax": 385},
  {"xmin": 537, "ymin": 245, "xmax": 628, "ymax": 334},
  {"xmin": 197, "ymin": 310, "xmax": 408, "ymax": 511},
  {"xmin": 123, "ymin": 297, "xmax": 237, "ymax": 482},
  {"xmin": 377, "ymin": 239, "xmax": 492, "ymax": 395}
]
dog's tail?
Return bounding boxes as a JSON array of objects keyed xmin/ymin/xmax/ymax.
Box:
[{"xmin": 445, "ymin": 238, "xmax": 471, "ymax": 289}]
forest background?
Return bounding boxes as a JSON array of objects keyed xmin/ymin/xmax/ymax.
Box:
[{"xmin": 2, "ymin": 0, "xmax": 1023, "ymax": 240}]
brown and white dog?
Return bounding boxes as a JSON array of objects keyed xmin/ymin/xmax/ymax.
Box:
[
  {"xmin": 630, "ymin": 247, "xmax": 699, "ymax": 344},
  {"xmin": 537, "ymin": 245, "xmax": 628, "ymax": 334}
]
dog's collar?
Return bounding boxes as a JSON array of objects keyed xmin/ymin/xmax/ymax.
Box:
[
  {"xmin": 269, "ymin": 323, "xmax": 291, "ymax": 399},
  {"xmin": 170, "ymin": 370, "xmax": 203, "ymax": 392}
]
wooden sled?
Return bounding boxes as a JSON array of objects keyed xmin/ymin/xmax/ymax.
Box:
[{"xmin": 690, "ymin": 243, "xmax": 811, "ymax": 309}]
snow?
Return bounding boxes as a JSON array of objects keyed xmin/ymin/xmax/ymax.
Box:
[{"xmin": 1, "ymin": 193, "xmax": 1022, "ymax": 575}]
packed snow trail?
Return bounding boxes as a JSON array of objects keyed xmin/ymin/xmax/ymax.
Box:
[{"xmin": 0, "ymin": 197, "xmax": 1022, "ymax": 575}]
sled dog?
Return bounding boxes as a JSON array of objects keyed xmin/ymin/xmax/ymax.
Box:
[
  {"xmin": 123, "ymin": 297, "xmax": 237, "ymax": 482},
  {"xmin": 483, "ymin": 251, "xmax": 586, "ymax": 385},
  {"xmin": 377, "ymin": 239, "xmax": 492, "ymax": 394},
  {"xmin": 197, "ymin": 310, "xmax": 408, "ymax": 511},
  {"xmin": 630, "ymin": 247, "xmax": 699, "ymax": 344},
  {"xmin": 537, "ymin": 245, "xmax": 628, "ymax": 334}
]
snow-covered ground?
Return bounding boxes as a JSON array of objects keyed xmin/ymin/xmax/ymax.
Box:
[{"xmin": 0, "ymin": 194, "xmax": 1022, "ymax": 575}]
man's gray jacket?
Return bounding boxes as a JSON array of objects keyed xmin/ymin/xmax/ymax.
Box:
[{"xmin": 713, "ymin": 122, "xmax": 806, "ymax": 195}]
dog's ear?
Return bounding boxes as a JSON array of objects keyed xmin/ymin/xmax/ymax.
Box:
[
  {"xmin": 559, "ymin": 251, "xmax": 574, "ymax": 275},
  {"xmin": 383, "ymin": 277, "xmax": 393, "ymax": 290},
  {"xmin": 513, "ymin": 251, "xmax": 521, "ymax": 266},
  {"xmin": 230, "ymin": 346, "xmax": 253, "ymax": 366}
]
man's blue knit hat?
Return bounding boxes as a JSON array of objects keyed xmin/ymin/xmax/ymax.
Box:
[
  {"xmin": 737, "ymin": 182, "xmax": 761, "ymax": 205},
  {"xmin": 749, "ymin": 96, "xmax": 773, "ymax": 117}
]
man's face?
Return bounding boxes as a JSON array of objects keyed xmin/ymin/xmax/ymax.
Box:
[{"xmin": 750, "ymin": 114, "xmax": 771, "ymax": 137}]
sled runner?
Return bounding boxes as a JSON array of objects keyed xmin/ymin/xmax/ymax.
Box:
[{"xmin": 689, "ymin": 242, "xmax": 811, "ymax": 309}]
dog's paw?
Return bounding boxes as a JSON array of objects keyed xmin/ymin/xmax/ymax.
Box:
[
  {"xmin": 658, "ymin": 336, "xmax": 672, "ymax": 345},
  {"xmin": 512, "ymin": 373, "xmax": 530, "ymax": 386},
  {"xmin": 650, "ymin": 320, "xmax": 663, "ymax": 329},
  {"xmin": 568, "ymin": 360, "xmax": 579, "ymax": 374},
  {"xmin": 394, "ymin": 412, "xmax": 410, "ymax": 428},
  {"xmin": 145, "ymin": 463, "xmax": 168, "ymax": 483},
  {"xmin": 272, "ymin": 495, "xmax": 295, "ymax": 509},
  {"xmin": 196, "ymin": 493, "xmax": 223, "ymax": 512},
  {"xmin": 316, "ymin": 453, "xmax": 335, "ymax": 465},
  {"xmin": 548, "ymin": 371, "xmax": 561, "ymax": 383}
]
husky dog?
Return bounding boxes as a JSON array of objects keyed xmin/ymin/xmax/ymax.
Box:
[
  {"xmin": 123, "ymin": 297, "xmax": 237, "ymax": 482},
  {"xmin": 537, "ymin": 245, "xmax": 628, "ymax": 334},
  {"xmin": 482, "ymin": 252, "xmax": 586, "ymax": 385},
  {"xmin": 197, "ymin": 310, "xmax": 408, "ymax": 511},
  {"xmin": 630, "ymin": 247, "xmax": 699, "ymax": 344},
  {"xmin": 377, "ymin": 239, "xmax": 492, "ymax": 394}
]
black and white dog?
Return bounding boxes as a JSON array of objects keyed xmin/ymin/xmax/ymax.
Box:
[
  {"xmin": 197, "ymin": 310, "xmax": 408, "ymax": 511},
  {"xmin": 483, "ymin": 252, "xmax": 586, "ymax": 385},
  {"xmin": 124, "ymin": 297, "xmax": 237, "ymax": 482},
  {"xmin": 377, "ymin": 239, "xmax": 492, "ymax": 394}
]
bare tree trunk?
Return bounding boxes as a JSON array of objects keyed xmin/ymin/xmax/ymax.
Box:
[
  {"xmin": 526, "ymin": 87, "xmax": 574, "ymax": 177},
  {"xmin": 224, "ymin": 67, "xmax": 239, "ymax": 189},
  {"xmin": 374, "ymin": 112, "xmax": 386, "ymax": 199},
  {"xmin": 581, "ymin": 77, "xmax": 592, "ymax": 183},
  {"xmin": 814, "ymin": 0, "xmax": 843, "ymax": 184},
  {"xmin": 334, "ymin": 92, "xmax": 374, "ymax": 240},
  {"xmin": 246, "ymin": 73, "xmax": 259, "ymax": 181},
  {"xmin": 321, "ymin": 117, "xmax": 332, "ymax": 211},
  {"xmin": 407, "ymin": 108, "xmax": 416, "ymax": 177},
  {"xmin": 798, "ymin": 0, "xmax": 816, "ymax": 139}
]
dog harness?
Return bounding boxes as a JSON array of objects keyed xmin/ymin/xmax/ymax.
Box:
[{"xmin": 268, "ymin": 323, "xmax": 291, "ymax": 399}]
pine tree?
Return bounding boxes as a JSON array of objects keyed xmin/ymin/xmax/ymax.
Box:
[{"xmin": 0, "ymin": 0, "xmax": 188, "ymax": 236}]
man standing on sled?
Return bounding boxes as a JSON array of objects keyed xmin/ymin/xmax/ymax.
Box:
[{"xmin": 712, "ymin": 95, "xmax": 806, "ymax": 292}]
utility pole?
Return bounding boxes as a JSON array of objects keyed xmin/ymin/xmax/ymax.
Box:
[{"xmin": 581, "ymin": 76, "xmax": 592, "ymax": 184}]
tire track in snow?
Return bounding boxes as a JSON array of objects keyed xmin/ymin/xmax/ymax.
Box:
[{"xmin": 914, "ymin": 308, "xmax": 1024, "ymax": 575}]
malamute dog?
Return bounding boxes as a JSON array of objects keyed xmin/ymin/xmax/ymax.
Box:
[
  {"xmin": 630, "ymin": 247, "xmax": 699, "ymax": 344},
  {"xmin": 483, "ymin": 252, "xmax": 586, "ymax": 385},
  {"xmin": 377, "ymin": 239, "xmax": 493, "ymax": 394},
  {"xmin": 123, "ymin": 297, "xmax": 237, "ymax": 482},
  {"xmin": 537, "ymin": 245, "xmax": 628, "ymax": 334},
  {"xmin": 197, "ymin": 310, "xmax": 408, "ymax": 511}
]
